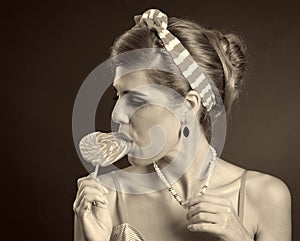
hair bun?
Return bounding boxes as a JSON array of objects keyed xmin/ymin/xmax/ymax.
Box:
[
  {"xmin": 214, "ymin": 31, "xmax": 247, "ymax": 115},
  {"xmin": 220, "ymin": 32, "xmax": 247, "ymax": 74}
]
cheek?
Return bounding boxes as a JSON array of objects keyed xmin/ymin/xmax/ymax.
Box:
[
  {"xmin": 164, "ymin": 117, "xmax": 181, "ymax": 145},
  {"xmin": 129, "ymin": 106, "xmax": 181, "ymax": 147},
  {"xmin": 129, "ymin": 108, "xmax": 155, "ymax": 146}
]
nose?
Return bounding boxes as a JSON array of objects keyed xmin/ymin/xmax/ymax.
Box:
[{"xmin": 111, "ymin": 98, "xmax": 130, "ymax": 124}]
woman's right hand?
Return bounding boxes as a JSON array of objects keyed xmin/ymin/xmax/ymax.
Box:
[{"xmin": 73, "ymin": 174, "xmax": 113, "ymax": 241}]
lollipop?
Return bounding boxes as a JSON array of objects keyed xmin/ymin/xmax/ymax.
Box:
[{"xmin": 79, "ymin": 131, "xmax": 133, "ymax": 177}]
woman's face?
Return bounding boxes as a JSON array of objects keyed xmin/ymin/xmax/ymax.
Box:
[{"xmin": 112, "ymin": 68, "xmax": 184, "ymax": 166}]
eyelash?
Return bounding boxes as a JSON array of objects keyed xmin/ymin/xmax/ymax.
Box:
[
  {"xmin": 112, "ymin": 90, "xmax": 146, "ymax": 106},
  {"xmin": 112, "ymin": 95, "xmax": 119, "ymax": 100},
  {"xmin": 128, "ymin": 97, "xmax": 145, "ymax": 106}
]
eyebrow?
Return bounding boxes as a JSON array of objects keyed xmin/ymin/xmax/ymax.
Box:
[{"xmin": 112, "ymin": 85, "xmax": 147, "ymax": 96}]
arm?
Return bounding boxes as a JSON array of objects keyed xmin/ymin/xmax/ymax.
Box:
[
  {"xmin": 74, "ymin": 214, "xmax": 85, "ymax": 241},
  {"xmin": 250, "ymin": 174, "xmax": 292, "ymax": 241}
]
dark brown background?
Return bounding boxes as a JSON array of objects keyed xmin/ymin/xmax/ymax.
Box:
[{"xmin": 3, "ymin": 0, "xmax": 299, "ymax": 240}]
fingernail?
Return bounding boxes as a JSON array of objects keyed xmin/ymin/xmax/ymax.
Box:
[{"xmin": 187, "ymin": 224, "xmax": 192, "ymax": 230}]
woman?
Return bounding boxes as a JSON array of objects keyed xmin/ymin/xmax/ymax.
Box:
[{"xmin": 73, "ymin": 9, "xmax": 291, "ymax": 241}]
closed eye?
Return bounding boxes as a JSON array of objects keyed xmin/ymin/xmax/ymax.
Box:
[
  {"xmin": 128, "ymin": 95, "xmax": 146, "ymax": 106},
  {"xmin": 112, "ymin": 85, "xmax": 147, "ymax": 104}
]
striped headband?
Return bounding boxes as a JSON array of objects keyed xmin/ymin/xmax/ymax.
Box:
[{"xmin": 134, "ymin": 9, "xmax": 217, "ymax": 112}]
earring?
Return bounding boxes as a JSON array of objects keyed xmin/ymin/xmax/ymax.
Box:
[{"xmin": 183, "ymin": 126, "xmax": 189, "ymax": 137}]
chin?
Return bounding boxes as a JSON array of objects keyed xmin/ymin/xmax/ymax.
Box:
[{"xmin": 127, "ymin": 155, "xmax": 157, "ymax": 167}]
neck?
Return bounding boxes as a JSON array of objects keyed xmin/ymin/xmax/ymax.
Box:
[
  {"xmin": 121, "ymin": 124, "xmax": 217, "ymax": 198},
  {"xmin": 156, "ymin": 127, "xmax": 216, "ymax": 200}
]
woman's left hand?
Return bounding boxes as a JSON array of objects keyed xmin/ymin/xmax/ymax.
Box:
[{"xmin": 185, "ymin": 194, "xmax": 254, "ymax": 241}]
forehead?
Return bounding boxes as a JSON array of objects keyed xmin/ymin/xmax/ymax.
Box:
[{"xmin": 113, "ymin": 67, "xmax": 153, "ymax": 90}]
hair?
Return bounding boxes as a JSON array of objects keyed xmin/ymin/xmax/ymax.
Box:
[{"xmin": 109, "ymin": 16, "xmax": 248, "ymax": 141}]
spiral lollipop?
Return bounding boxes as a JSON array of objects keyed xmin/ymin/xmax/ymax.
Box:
[{"xmin": 79, "ymin": 131, "xmax": 133, "ymax": 177}]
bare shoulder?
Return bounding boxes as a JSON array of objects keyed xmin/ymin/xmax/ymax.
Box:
[
  {"xmin": 245, "ymin": 170, "xmax": 292, "ymax": 239},
  {"xmin": 217, "ymin": 159, "xmax": 291, "ymax": 204},
  {"xmin": 245, "ymin": 170, "xmax": 291, "ymax": 207},
  {"xmin": 216, "ymin": 160, "xmax": 291, "ymax": 210}
]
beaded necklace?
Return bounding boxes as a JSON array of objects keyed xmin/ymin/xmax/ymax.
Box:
[{"xmin": 153, "ymin": 145, "xmax": 217, "ymax": 209}]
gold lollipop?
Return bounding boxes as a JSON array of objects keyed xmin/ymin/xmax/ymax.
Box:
[{"xmin": 79, "ymin": 131, "xmax": 133, "ymax": 177}]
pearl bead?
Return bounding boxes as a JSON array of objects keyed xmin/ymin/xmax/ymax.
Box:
[{"xmin": 153, "ymin": 145, "xmax": 217, "ymax": 208}]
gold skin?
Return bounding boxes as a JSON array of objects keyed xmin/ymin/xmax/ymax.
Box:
[
  {"xmin": 112, "ymin": 66, "xmax": 208, "ymax": 167},
  {"xmin": 74, "ymin": 67, "xmax": 291, "ymax": 241}
]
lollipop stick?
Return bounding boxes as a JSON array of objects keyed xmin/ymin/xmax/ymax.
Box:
[{"xmin": 93, "ymin": 163, "xmax": 99, "ymax": 178}]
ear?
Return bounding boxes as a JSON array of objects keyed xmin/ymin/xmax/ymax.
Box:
[{"xmin": 183, "ymin": 90, "xmax": 203, "ymax": 120}]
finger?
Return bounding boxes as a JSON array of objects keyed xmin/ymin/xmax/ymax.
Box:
[
  {"xmin": 187, "ymin": 222, "xmax": 222, "ymax": 235},
  {"xmin": 76, "ymin": 188, "xmax": 108, "ymax": 208},
  {"xmin": 77, "ymin": 175, "xmax": 108, "ymax": 190},
  {"xmin": 81, "ymin": 193, "xmax": 108, "ymax": 206},
  {"xmin": 77, "ymin": 179, "xmax": 109, "ymax": 199},
  {"xmin": 186, "ymin": 202, "xmax": 221, "ymax": 220},
  {"xmin": 75, "ymin": 196, "xmax": 91, "ymax": 217},
  {"xmin": 77, "ymin": 174, "xmax": 107, "ymax": 190},
  {"xmin": 78, "ymin": 186, "xmax": 107, "ymax": 199},
  {"xmin": 74, "ymin": 187, "xmax": 108, "ymax": 211},
  {"xmin": 188, "ymin": 212, "xmax": 221, "ymax": 225},
  {"xmin": 75, "ymin": 193, "xmax": 108, "ymax": 216},
  {"xmin": 186, "ymin": 194, "xmax": 232, "ymax": 208},
  {"xmin": 88, "ymin": 172, "xmax": 98, "ymax": 178},
  {"xmin": 188, "ymin": 205, "xmax": 236, "ymax": 224},
  {"xmin": 74, "ymin": 193, "xmax": 107, "ymax": 213},
  {"xmin": 79, "ymin": 179, "xmax": 109, "ymax": 194},
  {"xmin": 75, "ymin": 186, "xmax": 105, "ymax": 208},
  {"xmin": 77, "ymin": 176, "xmax": 86, "ymax": 188}
]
